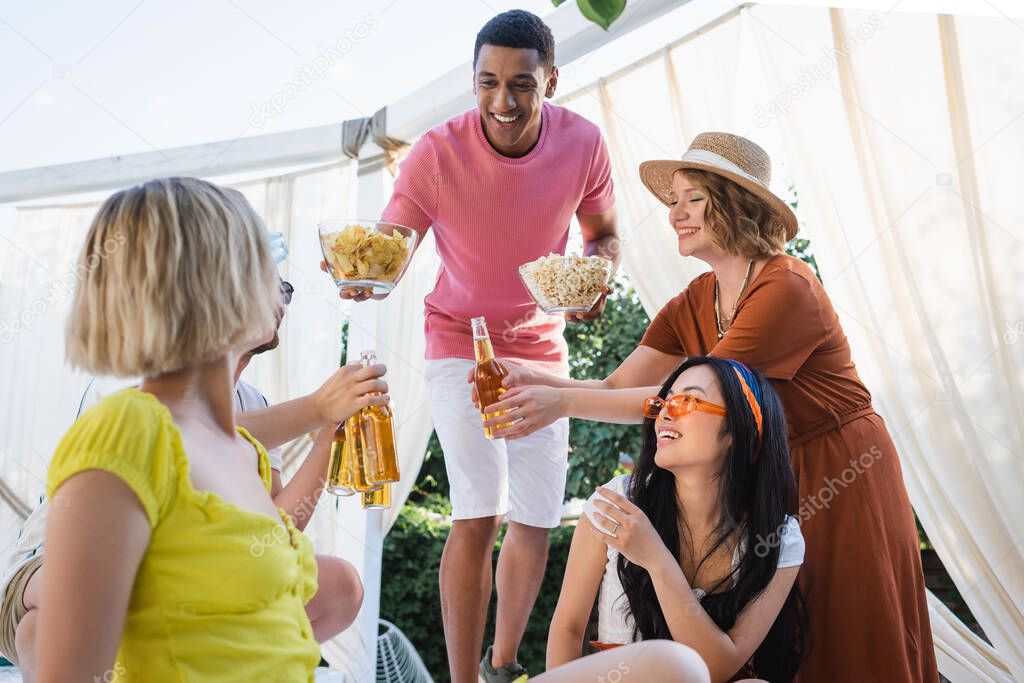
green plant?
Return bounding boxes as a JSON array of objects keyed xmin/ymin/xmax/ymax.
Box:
[
  {"xmin": 562, "ymin": 278, "xmax": 649, "ymax": 499},
  {"xmin": 408, "ymin": 430, "xmax": 449, "ymax": 503},
  {"xmin": 551, "ymin": 0, "xmax": 625, "ymax": 30},
  {"xmin": 381, "ymin": 504, "xmax": 576, "ymax": 681}
]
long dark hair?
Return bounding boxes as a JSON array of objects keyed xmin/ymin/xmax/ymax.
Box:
[{"xmin": 617, "ymin": 356, "xmax": 808, "ymax": 680}]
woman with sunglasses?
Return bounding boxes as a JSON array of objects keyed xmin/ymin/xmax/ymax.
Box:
[
  {"xmin": 548, "ymin": 356, "xmax": 805, "ymax": 682},
  {"xmin": 482, "ymin": 133, "xmax": 937, "ymax": 681}
]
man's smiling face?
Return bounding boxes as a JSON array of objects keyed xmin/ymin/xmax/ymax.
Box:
[{"xmin": 473, "ymin": 44, "xmax": 557, "ymax": 158}]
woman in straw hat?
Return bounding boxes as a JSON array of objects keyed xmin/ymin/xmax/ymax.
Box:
[{"xmin": 479, "ymin": 132, "xmax": 939, "ymax": 681}]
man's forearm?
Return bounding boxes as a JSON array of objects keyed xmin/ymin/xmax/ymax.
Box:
[
  {"xmin": 583, "ymin": 232, "xmax": 622, "ymax": 272},
  {"xmin": 274, "ymin": 427, "xmax": 334, "ymax": 530},
  {"xmin": 237, "ymin": 395, "xmax": 321, "ymax": 451}
]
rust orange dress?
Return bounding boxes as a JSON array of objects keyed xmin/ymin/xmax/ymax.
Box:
[{"xmin": 640, "ymin": 254, "xmax": 938, "ymax": 682}]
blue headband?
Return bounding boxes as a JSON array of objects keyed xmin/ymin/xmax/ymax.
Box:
[{"xmin": 722, "ymin": 359, "xmax": 762, "ymax": 404}]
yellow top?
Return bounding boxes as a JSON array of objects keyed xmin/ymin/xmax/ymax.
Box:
[{"xmin": 46, "ymin": 388, "xmax": 320, "ymax": 682}]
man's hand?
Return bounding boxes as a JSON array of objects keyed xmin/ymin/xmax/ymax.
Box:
[
  {"xmin": 311, "ymin": 363, "xmax": 390, "ymax": 425},
  {"xmin": 565, "ymin": 283, "xmax": 613, "ymax": 323},
  {"xmin": 320, "ymin": 261, "xmax": 390, "ymax": 302}
]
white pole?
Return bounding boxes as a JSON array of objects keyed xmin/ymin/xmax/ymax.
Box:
[{"xmin": 340, "ymin": 141, "xmax": 392, "ymax": 679}]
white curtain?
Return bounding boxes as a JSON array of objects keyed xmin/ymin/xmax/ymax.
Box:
[
  {"xmin": 0, "ymin": 205, "xmax": 98, "ymax": 552},
  {"xmin": 561, "ymin": 5, "xmax": 1023, "ymax": 681}
]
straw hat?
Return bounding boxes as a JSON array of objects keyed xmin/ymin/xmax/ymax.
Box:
[{"xmin": 638, "ymin": 132, "xmax": 798, "ymax": 242}]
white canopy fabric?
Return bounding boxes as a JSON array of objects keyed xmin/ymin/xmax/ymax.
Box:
[{"xmin": 1, "ymin": 3, "xmax": 1022, "ymax": 681}]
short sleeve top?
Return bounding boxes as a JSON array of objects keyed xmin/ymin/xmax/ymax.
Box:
[{"xmin": 46, "ymin": 388, "xmax": 320, "ymax": 682}]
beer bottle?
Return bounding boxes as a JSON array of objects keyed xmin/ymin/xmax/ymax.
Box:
[
  {"xmin": 346, "ymin": 412, "xmax": 381, "ymax": 493},
  {"xmin": 325, "ymin": 422, "xmax": 355, "ymax": 496},
  {"xmin": 360, "ymin": 482, "xmax": 392, "ymax": 509},
  {"xmin": 358, "ymin": 350, "xmax": 400, "ymax": 485},
  {"xmin": 471, "ymin": 317, "xmax": 513, "ymax": 439}
]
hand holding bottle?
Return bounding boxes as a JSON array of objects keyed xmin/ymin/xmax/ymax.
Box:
[
  {"xmin": 311, "ymin": 363, "xmax": 389, "ymax": 426},
  {"xmin": 467, "ymin": 358, "xmax": 537, "ymax": 409}
]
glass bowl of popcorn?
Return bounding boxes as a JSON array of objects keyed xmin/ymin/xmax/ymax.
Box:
[
  {"xmin": 518, "ymin": 253, "xmax": 613, "ymax": 314},
  {"xmin": 318, "ymin": 219, "xmax": 418, "ymax": 296}
]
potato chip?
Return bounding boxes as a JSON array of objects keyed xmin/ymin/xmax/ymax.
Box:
[{"xmin": 322, "ymin": 223, "xmax": 411, "ymax": 284}]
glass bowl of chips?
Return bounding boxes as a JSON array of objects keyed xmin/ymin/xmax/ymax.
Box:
[
  {"xmin": 519, "ymin": 253, "xmax": 613, "ymax": 314},
  {"xmin": 318, "ymin": 219, "xmax": 418, "ymax": 296}
]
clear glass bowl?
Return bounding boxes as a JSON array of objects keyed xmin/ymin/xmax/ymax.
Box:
[
  {"xmin": 318, "ymin": 219, "xmax": 418, "ymax": 296},
  {"xmin": 518, "ymin": 255, "xmax": 613, "ymax": 314}
]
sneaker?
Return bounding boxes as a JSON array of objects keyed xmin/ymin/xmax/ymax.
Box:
[{"xmin": 479, "ymin": 645, "xmax": 529, "ymax": 683}]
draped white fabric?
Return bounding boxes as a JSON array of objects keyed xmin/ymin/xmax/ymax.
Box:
[
  {"xmin": 0, "ymin": 205, "xmax": 98, "ymax": 552},
  {"xmin": 560, "ymin": 6, "xmax": 1023, "ymax": 680}
]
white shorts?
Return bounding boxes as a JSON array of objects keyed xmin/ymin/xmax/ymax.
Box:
[{"xmin": 424, "ymin": 358, "xmax": 570, "ymax": 529}]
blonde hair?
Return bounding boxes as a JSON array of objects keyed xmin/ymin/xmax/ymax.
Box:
[
  {"xmin": 66, "ymin": 177, "xmax": 281, "ymax": 377},
  {"xmin": 684, "ymin": 170, "xmax": 788, "ymax": 259}
]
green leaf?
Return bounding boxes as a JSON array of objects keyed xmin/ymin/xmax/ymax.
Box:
[
  {"xmin": 552, "ymin": 0, "xmax": 570, "ymax": 5},
  {"xmin": 576, "ymin": 0, "xmax": 626, "ymax": 30}
]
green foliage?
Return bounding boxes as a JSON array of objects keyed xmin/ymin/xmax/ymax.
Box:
[
  {"xmin": 338, "ymin": 318, "xmax": 349, "ymax": 367},
  {"xmin": 785, "ymin": 237, "xmax": 822, "ymax": 282},
  {"xmin": 782, "ymin": 180, "xmax": 823, "ymax": 282},
  {"xmin": 407, "ymin": 429, "xmax": 449, "ymax": 503},
  {"xmin": 381, "ymin": 505, "xmax": 576, "ymax": 681},
  {"xmin": 562, "ymin": 278, "xmax": 649, "ymax": 499},
  {"xmin": 551, "ymin": 0, "xmax": 625, "ymax": 30}
]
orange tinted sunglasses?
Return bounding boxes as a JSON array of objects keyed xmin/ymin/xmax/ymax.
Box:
[{"xmin": 642, "ymin": 394, "xmax": 727, "ymax": 420}]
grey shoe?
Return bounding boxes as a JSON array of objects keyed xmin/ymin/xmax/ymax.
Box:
[{"xmin": 479, "ymin": 645, "xmax": 528, "ymax": 683}]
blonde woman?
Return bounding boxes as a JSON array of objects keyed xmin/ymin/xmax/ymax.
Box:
[{"xmin": 37, "ymin": 178, "xmax": 388, "ymax": 682}]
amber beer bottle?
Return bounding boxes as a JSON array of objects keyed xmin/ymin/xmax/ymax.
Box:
[
  {"xmin": 325, "ymin": 423, "xmax": 355, "ymax": 496},
  {"xmin": 360, "ymin": 482, "xmax": 392, "ymax": 509},
  {"xmin": 346, "ymin": 413, "xmax": 380, "ymax": 493},
  {"xmin": 358, "ymin": 350, "xmax": 400, "ymax": 485},
  {"xmin": 471, "ymin": 317, "xmax": 514, "ymax": 439},
  {"xmin": 325, "ymin": 416, "xmax": 379, "ymax": 494}
]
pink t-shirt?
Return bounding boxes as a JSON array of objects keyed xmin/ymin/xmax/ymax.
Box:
[{"xmin": 382, "ymin": 102, "xmax": 615, "ymax": 368}]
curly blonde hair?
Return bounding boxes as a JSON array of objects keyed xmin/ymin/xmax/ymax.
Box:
[
  {"xmin": 66, "ymin": 177, "xmax": 280, "ymax": 377},
  {"xmin": 684, "ymin": 170, "xmax": 788, "ymax": 259}
]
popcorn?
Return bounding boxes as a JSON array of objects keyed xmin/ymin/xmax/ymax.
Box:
[
  {"xmin": 519, "ymin": 253, "xmax": 612, "ymax": 311},
  {"xmin": 322, "ymin": 224, "xmax": 410, "ymax": 283}
]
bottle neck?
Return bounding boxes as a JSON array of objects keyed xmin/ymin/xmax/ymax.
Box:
[
  {"xmin": 473, "ymin": 337, "xmax": 495, "ymax": 362},
  {"xmin": 471, "ymin": 319, "xmax": 494, "ymax": 362}
]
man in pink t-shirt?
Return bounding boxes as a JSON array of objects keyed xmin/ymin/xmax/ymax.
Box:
[{"xmin": 341, "ymin": 11, "xmax": 618, "ymax": 683}]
